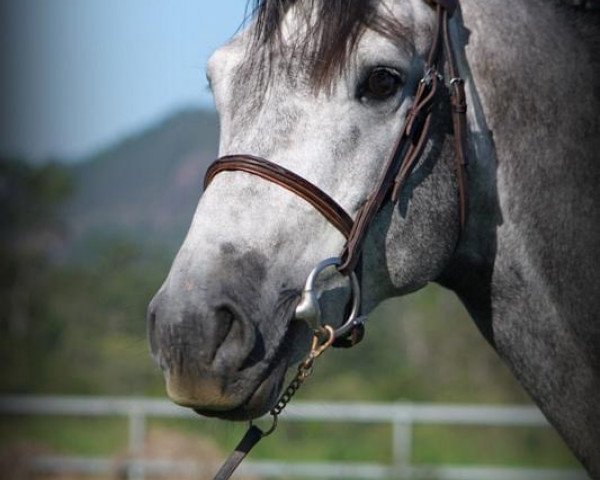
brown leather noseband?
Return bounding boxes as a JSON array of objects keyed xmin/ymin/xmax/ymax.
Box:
[
  {"xmin": 204, "ymin": 154, "xmax": 354, "ymax": 239},
  {"xmin": 204, "ymin": 0, "xmax": 467, "ymax": 343}
]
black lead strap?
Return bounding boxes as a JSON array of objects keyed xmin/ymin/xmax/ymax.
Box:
[{"xmin": 213, "ymin": 424, "xmax": 265, "ymax": 480}]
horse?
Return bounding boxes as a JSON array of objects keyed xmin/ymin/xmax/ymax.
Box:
[{"xmin": 147, "ymin": 0, "xmax": 600, "ymax": 475}]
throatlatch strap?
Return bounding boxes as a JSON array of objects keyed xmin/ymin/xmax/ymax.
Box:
[{"xmin": 213, "ymin": 425, "xmax": 264, "ymax": 480}]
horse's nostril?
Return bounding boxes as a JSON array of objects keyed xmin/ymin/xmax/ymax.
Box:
[
  {"xmin": 208, "ymin": 303, "xmax": 256, "ymax": 371},
  {"xmin": 148, "ymin": 292, "xmax": 258, "ymax": 378},
  {"xmin": 212, "ymin": 305, "xmax": 236, "ymax": 356}
]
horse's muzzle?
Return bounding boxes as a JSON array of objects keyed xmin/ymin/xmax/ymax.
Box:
[{"xmin": 147, "ymin": 290, "xmax": 266, "ymax": 412}]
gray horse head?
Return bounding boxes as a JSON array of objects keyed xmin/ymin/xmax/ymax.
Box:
[
  {"xmin": 148, "ymin": 0, "xmax": 461, "ymax": 420},
  {"xmin": 148, "ymin": 1, "xmax": 600, "ymax": 476}
]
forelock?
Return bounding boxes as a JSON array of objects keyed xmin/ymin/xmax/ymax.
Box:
[{"xmin": 247, "ymin": 0, "xmax": 410, "ymax": 90}]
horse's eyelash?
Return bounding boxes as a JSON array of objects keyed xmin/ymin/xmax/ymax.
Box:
[
  {"xmin": 356, "ymin": 66, "xmax": 404, "ymax": 100},
  {"xmin": 358, "ymin": 66, "xmax": 404, "ymax": 85}
]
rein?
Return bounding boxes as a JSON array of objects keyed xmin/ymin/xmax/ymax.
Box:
[{"xmin": 206, "ymin": 1, "xmax": 467, "ymax": 477}]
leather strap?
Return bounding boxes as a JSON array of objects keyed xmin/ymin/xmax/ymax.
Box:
[
  {"xmin": 338, "ymin": 4, "xmax": 469, "ymax": 275},
  {"xmin": 425, "ymin": 0, "xmax": 458, "ymax": 16},
  {"xmin": 442, "ymin": 8, "xmax": 468, "ymax": 228},
  {"xmin": 213, "ymin": 425, "xmax": 264, "ymax": 480},
  {"xmin": 205, "ymin": 155, "xmax": 354, "ymax": 239}
]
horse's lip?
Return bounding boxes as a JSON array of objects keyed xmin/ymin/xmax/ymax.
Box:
[
  {"xmin": 194, "ymin": 354, "xmax": 288, "ymax": 421},
  {"xmin": 193, "ymin": 294, "xmax": 302, "ymax": 421}
]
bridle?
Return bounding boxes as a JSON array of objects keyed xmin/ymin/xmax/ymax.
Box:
[
  {"xmin": 205, "ymin": 0, "xmax": 467, "ymax": 477},
  {"xmin": 205, "ymin": 0, "xmax": 467, "ymax": 346}
]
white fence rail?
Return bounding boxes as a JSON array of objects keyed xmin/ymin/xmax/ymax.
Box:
[{"xmin": 0, "ymin": 395, "xmax": 588, "ymax": 480}]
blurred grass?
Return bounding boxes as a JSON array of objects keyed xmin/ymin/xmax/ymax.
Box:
[
  {"xmin": 412, "ymin": 425, "xmax": 579, "ymax": 467},
  {"xmin": 146, "ymin": 418, "xmax": 393, "ymax": 463},
  {"xmin": 0, "ymin": 415, "xmax": 579, "ymax": 469},
  {"xmin": 0, "ymin": 416, "xmax": 127, "ymax": 455}
]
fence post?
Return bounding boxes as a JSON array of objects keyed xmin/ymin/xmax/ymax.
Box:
[
  {"xmin": 392, "ymin": 406, "xmax": 413, "ymax": 479},
  {"xmin": 128, "ymin": 402, "xmax": 146, "ymax": 480}
]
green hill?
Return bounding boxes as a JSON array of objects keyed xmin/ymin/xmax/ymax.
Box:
[{"xmin": 65, "ymin": 108, "xmax": 219, "ymax": 255}]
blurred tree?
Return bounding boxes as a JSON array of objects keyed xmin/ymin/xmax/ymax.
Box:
[
  {"xmin": 37, "ymin": 237, "xmax": 168, "ymax": 394},
  {"xmin": 0, "ymin": 158, "xmax": 72, "ymax": 390},
  {"xmin": 0, "ymin": 159, "xmax": 71, "ymax": 334}
]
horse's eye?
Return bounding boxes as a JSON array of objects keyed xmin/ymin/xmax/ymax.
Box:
[{"xmin": 363, "ymin": 68, "xmax": 402, "ymax": 100}]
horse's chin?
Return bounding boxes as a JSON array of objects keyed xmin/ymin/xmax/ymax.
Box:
[{"xmin": 194, "ymin": 359, "xmax": 289, "ymax": 421}]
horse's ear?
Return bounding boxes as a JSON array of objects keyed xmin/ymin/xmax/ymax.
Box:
[{"xmin": 422, "ymin": 0, "xmax": 457, "ymax": 16}]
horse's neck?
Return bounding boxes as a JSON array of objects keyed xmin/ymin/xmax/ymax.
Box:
[
  {"xmin": 442, "ymin": 0, "xmax": 600, "ymax": 474},
  {"xmin": 454, "ymin": 0, "xmax": 600, "ymax": 357},
  {"xmin": 448, "ymin": 0, "xmax": 600, "ymax": 359}
]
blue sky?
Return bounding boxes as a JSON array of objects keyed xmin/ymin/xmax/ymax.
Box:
[{"xmin": 0, "ymin": 0, "xmax": 247, "ymax": 162}]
